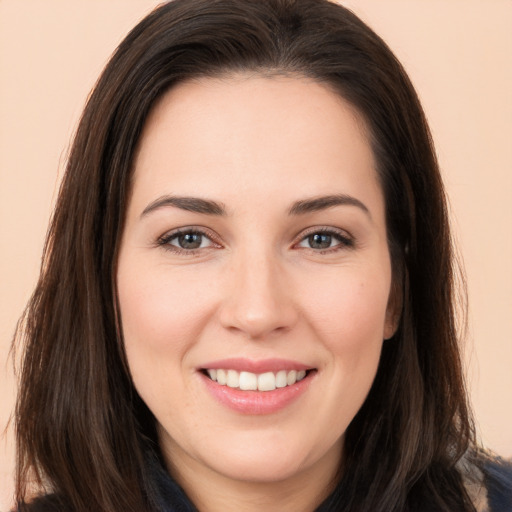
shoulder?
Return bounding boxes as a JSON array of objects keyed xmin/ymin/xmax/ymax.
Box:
[
  {"xmin": 13, "ymin": 495, "xmax": 67, "ymax": 512},
  {"xmin": 460, "ymin": 453, "xmax": 512, "ymax": 512},
  {"xmin": 483, "ymin": 456, "xmax": 512, "ymax": 512}
]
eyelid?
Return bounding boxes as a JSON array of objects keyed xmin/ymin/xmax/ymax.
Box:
[
  {"xmin": 157, "ymin": 226, "xmax": 223, "ymax": 254},
  {"xmin": 155, "ymin": 225, "xmax": 354, "ymax": 256},
  {"xmin": 293, "ymin": 226, "xmax": 355, "ymax": 251}
]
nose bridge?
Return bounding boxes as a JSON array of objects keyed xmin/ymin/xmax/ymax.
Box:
[{"xmin": 220, "ymin": 243, "xmax": 297, "ymax": 339}]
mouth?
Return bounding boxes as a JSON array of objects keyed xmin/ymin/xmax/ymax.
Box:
[
  {"xmin": 198, "ymin": 360, "xmax": 317, "ymax": 414},
  {"xmin": 201, "ymin": 368, "xmax": 314, "ymax": 391}
]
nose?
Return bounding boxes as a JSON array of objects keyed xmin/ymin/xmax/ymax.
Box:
[{"xmin": 218, "ymin": 251, "xmax": 298, "ymax": 340}]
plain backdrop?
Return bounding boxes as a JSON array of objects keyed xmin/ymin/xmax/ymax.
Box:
[{"xmin": 1, "ymin": 0, "xmax": 511, "ymax": 508}]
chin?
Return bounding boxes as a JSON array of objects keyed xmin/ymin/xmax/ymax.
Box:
[
  {"xmin": 197, "ymin": 429, "xmax": 339, "ymax": 484},
  {"xmin": 208, "ymin": 451, "xmax": 311, "ymax": 483}
]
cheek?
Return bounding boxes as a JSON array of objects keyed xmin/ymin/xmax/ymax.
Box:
[
  {"xmin": 298, "ymin": 265, "xmax": 390, "ymax": 404},
  {"xmin": 286, "ymin": 269, "xmax": 390, "ymax": 452},
  {"xmin": 117, "ymin": 260, "xmax": 216, "ymax": 375},
  {"xmin": 301, "ymin": 270, "xmax": 391, "ymax": 350}
]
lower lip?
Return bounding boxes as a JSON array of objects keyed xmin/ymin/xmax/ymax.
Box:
[{"xmin": 200, "ymin": 371, "xmax": 314, "ymax": 415}]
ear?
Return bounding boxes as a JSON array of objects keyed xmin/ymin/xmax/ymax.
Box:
[{"xmin": 383, "ymin": 273, "xmax": 403, "ymax": 340}]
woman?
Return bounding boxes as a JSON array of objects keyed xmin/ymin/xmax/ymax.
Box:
[{"xmin": 12, "ymin": 0, "xmax": 511, "ymax": 511}]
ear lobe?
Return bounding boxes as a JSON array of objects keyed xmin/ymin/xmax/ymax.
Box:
[{"xmin": 384, "ymin": 275, "xmax": 403, "ymax": 340}]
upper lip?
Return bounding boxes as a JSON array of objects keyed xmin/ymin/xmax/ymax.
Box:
[{"xmin": 199, "ymin": 358, "xmax": 313, "ymax": 374}]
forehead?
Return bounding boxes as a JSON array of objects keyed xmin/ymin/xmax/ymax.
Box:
[{"xmin": 131, "ymin": 74, "xmax": 383, "ymax": 217}]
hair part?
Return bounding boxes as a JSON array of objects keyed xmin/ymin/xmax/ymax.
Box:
[{"xmin": 14, "ymin": 1, "xmax": 477, "ymax": 510}]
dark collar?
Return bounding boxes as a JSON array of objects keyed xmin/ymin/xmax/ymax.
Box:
[
  {"xmin": 146, "ymin": 449, "xmax": 199, "ymax": 512},
  {"xmin": 146, "ymin": 448, "xmax": 512, "ymax": 512}
]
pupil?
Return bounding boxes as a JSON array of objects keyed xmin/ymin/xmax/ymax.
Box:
[
  {"xmin": 179, "ymin": 233, "xmax": 202, "ymax": 249},
  {"xmin": 310, "ymin": 233, "xmax": 331, "ymax": 249}
]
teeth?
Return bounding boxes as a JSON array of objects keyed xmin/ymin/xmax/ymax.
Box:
[
  {"xmin": 216, "ymin": 369, "xmax": 227, "ymax": 385},
  {"xmin": 287, "ymin": 370, "xmax": 297, "ymax": 385},
  {"xmin": 239, "ymin": 371, "xmax": 257, "ymax": 390},
  {"xmin": 275, "ymin": 370, "xmax": 287, "ymax": 388},
  {"xmin": 258, "ymin": 372, "xmax": 276, "ymax": 391},
  {"xmin": 205, "ymin": 368, "xmax": 309, "ymax": 391},
  {"xmin": 226, "ymin": 369, "xmax": 239, "ymax": 388}
]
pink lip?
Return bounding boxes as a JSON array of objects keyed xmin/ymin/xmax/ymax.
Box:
[
  {"xmin": 198, "ymin": 358, "xmax": 316, "ymax": 415},
  {"xmin": 199, "ymin": 357, "xmax": 312, "ymax": 373}
]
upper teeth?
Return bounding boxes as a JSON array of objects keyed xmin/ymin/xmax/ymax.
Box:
[{"xmin": 206, "ymin": 369, "xmax": 307, "ymax": 391}]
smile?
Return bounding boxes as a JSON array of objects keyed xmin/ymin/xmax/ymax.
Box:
[
  {"xmin": 204, "ymin": 369, "xmax": 308, "ymax": 391},
  {"xmin": 199, "ymin": 360, "xmax": 316, "ymax": 414}
]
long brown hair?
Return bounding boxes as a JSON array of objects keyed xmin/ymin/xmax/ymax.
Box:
[{"xmin": 14, "ymin": 1, "xmax": 478, "ymax": 510}]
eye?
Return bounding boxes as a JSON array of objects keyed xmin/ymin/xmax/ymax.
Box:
[
  {"xmin": 172, "ymin": 231, "xmax": 209, "ymax": 249},
  {"xmin": 296, "ymin": 229, "xmax": 353, "ymax": 251},
  {"xmin": 157, "ymin": 228, "xmax": 218, "ymax": 253}
]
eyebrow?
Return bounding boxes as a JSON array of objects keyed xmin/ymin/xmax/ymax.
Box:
[
  {"xmin": 140, "ymin": 193, "xmax": 370, "ymax": 219},
  {"xmin": 141, "ymin": 195, "xmax": 227, "ymax": 217},
  {"xmin": 288, "ymin": 194, "xmax": 371, "ymax": 218}
]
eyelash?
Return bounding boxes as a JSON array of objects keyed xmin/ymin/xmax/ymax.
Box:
[
  {"xmin": 297, "ymin": 227, "xmax": 354, "ymax": 253},
  {"xmin": 156, "ymin": 227, "xmax": 221, "ymax": 256},
  {"xmin": 156, "ymin": 226, "xmax": 354, "ymax": 255}
]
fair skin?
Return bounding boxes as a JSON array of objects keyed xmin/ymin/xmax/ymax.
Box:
[{"xmin": 117, "ymin": 75, "xmax": 397, "ymax": 512}]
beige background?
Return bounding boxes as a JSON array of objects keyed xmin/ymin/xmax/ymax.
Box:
[{"xmin": 1, "ymin": 0, "xmax": 511, "ymax": 508}]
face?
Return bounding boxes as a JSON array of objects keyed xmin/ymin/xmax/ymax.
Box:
[{"xmin": 117, "ymin": 75, "xmax": 396, "ymax": 490}]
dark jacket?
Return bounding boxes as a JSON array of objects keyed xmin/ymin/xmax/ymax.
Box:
[{"xmin": 18, "ymin": 453, "xmax": 512, "ymax": 512}]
